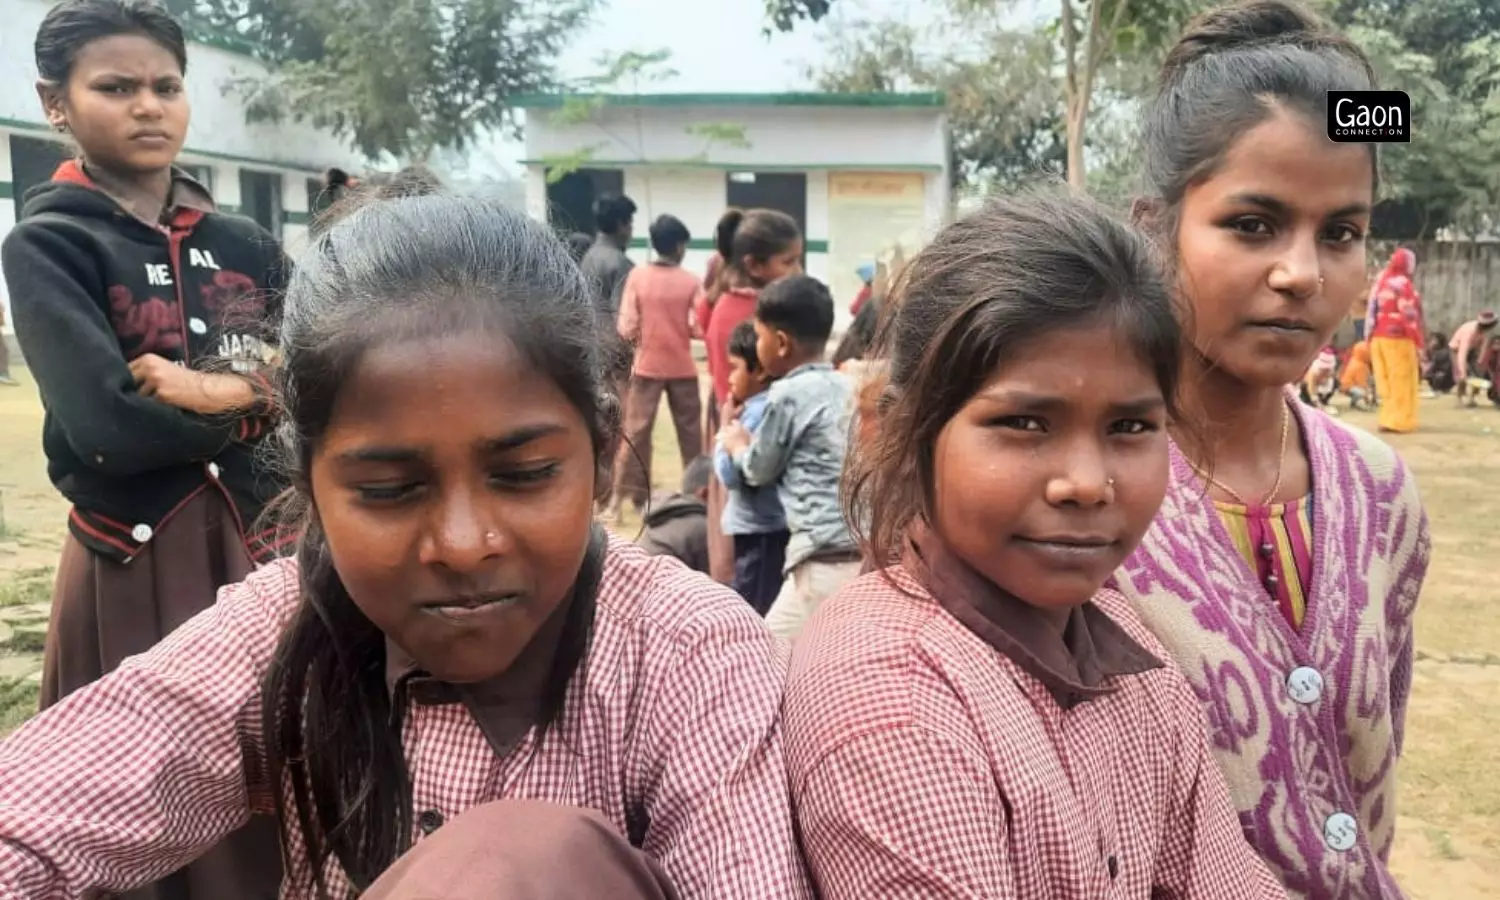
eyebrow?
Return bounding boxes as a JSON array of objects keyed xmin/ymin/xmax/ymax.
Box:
[
  {"xmin": 1228, "ymin": 192, "xmax": 1371, "ymax": 220},
  {"xmin": 979, "ymin": 390, "xmax": 1166, "ymax": 417},
  {"xmin": 335, "ymin": 423, "xmax": 569, "ymax": 464}
]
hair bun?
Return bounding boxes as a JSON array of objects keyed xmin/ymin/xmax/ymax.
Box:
[
  {"xmin": 1161, "ymin": 0, "xmax": 1326, "ymax": 85},
  {"xmin": 324, "ymin": 167, "xmax": 352, "ymax": 188},
  {"xmin": 715, "ymin": 208, "xmax": 745, "ymax": 260}
]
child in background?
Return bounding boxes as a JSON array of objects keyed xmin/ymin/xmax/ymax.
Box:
[
  {"xmin": 610, "ymin": 214, "xmax": 703, "ymax": 520},
  {"xmin": 785, "ymin": 193, "xmax": 1285, "ymax": 898},
  {"xmin": 1341, "ymin": 340, "xmax": 1375, "ymax": 409},
  {"xmin": 698, "ymin": 208, "xmax": 804, "ymax": 584},
  {"xmin": 1299, "ymin": 346, "xmax": 1339, "ymax": 414},
  {"xmin": 719, "ymin": 275, "xmax": 858, "ymax": 639},
  {"xmin": 0, "ymin": 194, "xmax": 812, "ymax": 900},
  {"xmin": 637, "ymin": 455, "xmax": 713, "ymax": 575},
  {"xmin": 714, "ymin": 321, "xmax": 789, "ymax": 615}
]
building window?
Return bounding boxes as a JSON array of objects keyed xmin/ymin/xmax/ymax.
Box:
[
  {"xmin": 726, "ymin": 172, "xmax": 808, "ymax": 254},
  {"xmin": 239, "ymin": 169, "xmax": 283, "ymax": 238},
  {"xmin": 545, "ymin": 167, "xmax": 625, "ymax": 237},
  {"xmin": 9, "ymin": 135, "xmax": 71, "ymax": 207}
]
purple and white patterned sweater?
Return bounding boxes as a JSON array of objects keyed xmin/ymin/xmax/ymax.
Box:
[{"xmin": 1109, "ymin": 400, "xmax": 1429, "ymax": 900}]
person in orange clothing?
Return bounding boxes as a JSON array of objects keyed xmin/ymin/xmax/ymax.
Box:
[{"xmin": 1340, "ymin": 340, "xmax": 1374, "ymax": 410}]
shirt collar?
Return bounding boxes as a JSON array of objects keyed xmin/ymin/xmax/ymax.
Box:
[{"xmin": 903, "ymin": 524, "xmax": 1162, "ymax": 710}]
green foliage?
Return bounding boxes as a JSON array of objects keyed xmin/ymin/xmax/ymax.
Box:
[
  {"xmin": 1326, "ymin": 3, "xmax": 1500, "ymax": 239},
  {"xmin": 169, "ymin": 0, "xmax": 597, "ymax": 159},
  {"xmin": 811, "ymin": 1, "xmax": 1189, "ymax": 192},
  {"xmin": 764, "ymin": 0, "xmax": 832, "ymax": 34}
]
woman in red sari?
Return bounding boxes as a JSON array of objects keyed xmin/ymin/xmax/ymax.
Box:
[{"xmin": 1364, "ymin": 248, "xmax": 1424, "ymax": 432}]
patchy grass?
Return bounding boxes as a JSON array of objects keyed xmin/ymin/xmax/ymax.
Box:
[
  {"xmin": 0, "ymin": 677, "xmax": 38, "ymax": 736},
  {"xmin": 0, "ymin": 567, "xmax": 52, "ymax": 608}
]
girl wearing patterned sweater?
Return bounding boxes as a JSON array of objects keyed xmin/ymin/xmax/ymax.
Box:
[
  {"xmin": 1112, "ymin": 2, "xmax": 1430, "ymax": 898},
  {"xmin": 784, "ymin": 192, "xmax": 1285, "ymax": 899},
  {"xmin": 0, "ymin": 195, "xmax": 812, "ymax": 899}
]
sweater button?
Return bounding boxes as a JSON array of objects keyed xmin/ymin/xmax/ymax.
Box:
[
  {"xmin": 189, "ymin": 317, "xmax": 208, "ymax": 335},
  {"xmin": 1286, "ymin": 666, "xmax": 1324, "ymax": 705},
  {"xmin": 207, "ymin": 462, "xmax": 221, "ymax": 479},
  {"xmin": 1323, "ymin": 812, "xmax": 1358, "ymax": 852},
  {"xmin": 131, "ymin": 523, "xmax": 154, "ymax": 543},
  {"xmin": 418, "ymin": 809, "xmax": 444, "ymax": 835}
]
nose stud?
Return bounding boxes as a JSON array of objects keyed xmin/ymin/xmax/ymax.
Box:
[
  {"xmin": 485, "ymin": 531, "xmax": 497, "ymax": 542},
  {"xmin": 1107, "ymin": 478, "xmax": 1116, "ymax": 487}
]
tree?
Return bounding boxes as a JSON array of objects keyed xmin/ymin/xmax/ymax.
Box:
[
  {"xmin": 164, "ymin": 0, "xmax": 597, "ymax": 160},
  {"xmin": 812, "ymin": 4, "xmax": 1182, "ymax": 195},
  {"xmin": 765, "ymin": 0, "xmax": 833, "ymax": 33},
  {"xmin": 1321, "ymin": 0, "xmax": 1500, "ymax": 239},
  {"xmin": 808, "ymin": 0, "xmax": 1196, "ymax": 189}
]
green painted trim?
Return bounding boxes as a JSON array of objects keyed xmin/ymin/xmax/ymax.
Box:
[
  {"xmin": 517, "ymin": 92, "xmax": 946, "ymax": 110},
  {"xmin": 0, "ymin": 183, "xmax": 11, "ymax": 201},
  {"xmin": 627, "ymin": 237, "xmax": 829, "ymax": 253},
  {"xmin": 525, "ymin": 159, "xmax": 942, "ymax": 174},
  {"xmin": 219, "ymin": 204, "xmax": 242, "ymax": 215},
  {"xmin": 282, "ymin": 210, "xmax": 312, "ymax": 226},
  {"xmin": 0, "ymin": 116, "xmax": 338, "ymax": 175}
]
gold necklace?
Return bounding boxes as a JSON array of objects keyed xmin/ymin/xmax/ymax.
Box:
[{"xmin": 1188, "ymin": 401, "xmax": 1291, "ymax": 507}]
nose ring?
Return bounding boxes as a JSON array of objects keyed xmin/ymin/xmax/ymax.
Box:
[
  {"xmin": 1318, "ymin": 276, "xmax": 1326, "ymax": 286},
  {"xmin": 1106, "ymin": 478, "xmax": 1116, "ymax": 487},
  {"xmin": 485, "ymin": 531, "xmax": 497, "ymax": 541}
]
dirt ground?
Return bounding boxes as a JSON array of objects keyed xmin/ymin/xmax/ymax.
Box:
[{"xmin": 1, "ymin": 366, "xmax": 1498, "ymax": 897}]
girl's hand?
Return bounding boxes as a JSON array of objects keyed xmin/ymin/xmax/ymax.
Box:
[
  {"xmin": 129, "ymin": 354, "xmax": 257, "ymax": 416},
  {"xmin": 720, "ymin": 421, "xmax": 752, "ymax": 456},
  {"xmin": 721, "ymin": 397, "xmax": 743, "ymax": 425}
]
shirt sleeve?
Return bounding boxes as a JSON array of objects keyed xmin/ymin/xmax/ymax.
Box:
[
  {"xmin": 795, "ymin": 725, "xmax": 1015, "ymax": 898},
  {"xmin": 1, "ymin": 220, "xmax": 245, "ymax": 475},
  {"xmin": 628, "ymin": 587, "xmax": 813, "ymax": 899},
  {"xmin": 617, "ymin": 270, "xmax": 642, "ymax": 343},
  {"xmin": 1150, "ymin": 676, "xmax": 1290, "ymax": 899},
  {"xmin": 0, "ymin": 569, "xmax": 288, "ymax": 898},
  {"xmin": 736, "ymin": 393, "xmax": 797, "ymax": 488}
]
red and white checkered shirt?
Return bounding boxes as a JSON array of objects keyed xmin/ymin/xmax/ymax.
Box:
[
  {"xmin": 0, "ymin": 536, "xmax": 813, "ymax": 899},
  {"xmin": 784, "ymin": 567, "xmax": 1290, "ymax": 899}
]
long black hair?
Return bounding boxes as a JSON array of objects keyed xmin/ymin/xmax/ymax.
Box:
[{"xmin": 261, "ymin": 193, "xmax": 619, "ymax": 895}]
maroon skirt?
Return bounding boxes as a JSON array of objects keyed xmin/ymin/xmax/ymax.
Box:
[{"xmin": 44, "ymin": 488, "xmax": 284, "ymax": 900}]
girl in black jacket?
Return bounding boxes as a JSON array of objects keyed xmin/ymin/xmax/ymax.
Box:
[{"xmin": 0, "ymin": 3, "xmax": 287, "ymax": 896}]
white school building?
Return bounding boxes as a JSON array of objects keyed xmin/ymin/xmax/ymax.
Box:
[
  {"xmin": 518, "ymin": 92, "xmax": 952, "ymax": 325},
  {"xmin": 0, "ymin": 0, "xmax": 351, "ymax": 344}
]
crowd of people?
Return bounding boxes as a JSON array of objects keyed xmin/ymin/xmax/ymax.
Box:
[
  {"xmin": 0, "ymin": 0, "xmax": 1438, "ymax": 898},
  {"xmin": 1297, "ymin": 248, "xmax": 1500, "ymax": 430}
]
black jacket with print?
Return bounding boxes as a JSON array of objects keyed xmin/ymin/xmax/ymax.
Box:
[{"xmin": 1, "ymin": 161, "xmax": 290, "ymax": 565}]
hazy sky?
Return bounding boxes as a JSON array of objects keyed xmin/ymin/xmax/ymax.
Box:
[{"xmin": 458, "ymin": 0, "xmax": 921, "ymax": 175}]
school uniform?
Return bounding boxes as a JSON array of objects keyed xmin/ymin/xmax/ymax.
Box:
[
  {"xmin": 0, "ymin": 161, "xmax": 288, "ymax": 900},
  {"xmin": 731, "ymin": 362, "xmax": 859, "ymax": 638},
  {"xmin": 0, "ymin": 532, "xmax": 813, "ymax": 900},
  {"xmin": 784, "ymin": 528, "xmax": 1289, "ymax": 898},
  {"xmin": 614, "ymin": 262, "xmax": 704, "ymax": 508},
  {"xmin": 1110, "ymin": 400, "xmax": 1430, "ymax": 900},
  {"xmin": 713, "ymin": 391, "xmax": 789, "ymax": 614}
]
